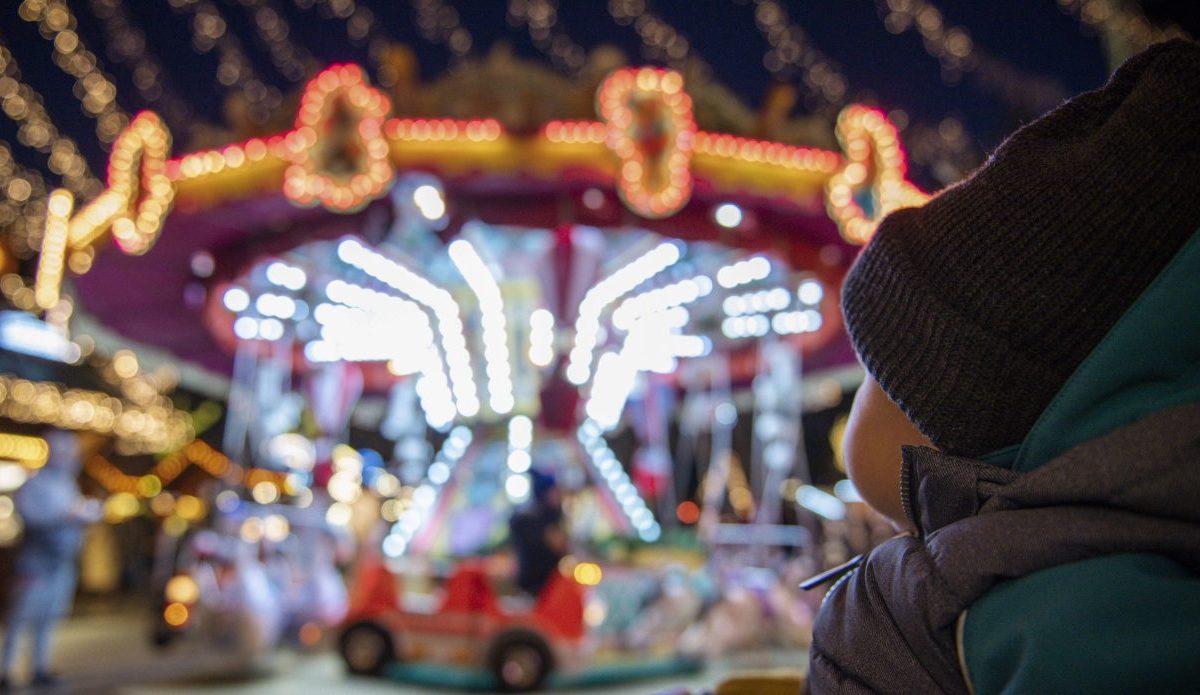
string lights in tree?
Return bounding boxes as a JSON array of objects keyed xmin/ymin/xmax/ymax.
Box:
[
  {"xmin": 0, "ymin": 142, "xmax": 50, "ymax": 259},
  {"xmin": 1057, "ymin": 0, "xmax": 1189, "ymax": 65},
  {"xmin": 289, "ymin": 0, "xmax": 393, "ymax": 79},
  {"xmin": 87, "ymin": 0, "xmax": 192, "ymax": 132},
  {"xmin": 411, "ymin": 0, "xmax": 474, "ymax": 60},
  {"xmin": 873, "ymin": 0, "xmax": 1067, "ymax": 115},
  {"xmin": 750, "ymin": 0, "xmax": 848, "ymax": 111},
  {"xmin": 608, "ymin": 0, "xmax": 695, "ymax": 70},
  {"xmin": 166, "ymin": 0, "xmax": 282, "ymax": 123},
  {"xmin": 0, "ymin": 42, "xmax": 103, "ymax": 197},
  {"xmin": 18, "ymin": 0, "xmax": 129, "ymax": 143},
  {"xmin": 236, "ymin": 0, "xmax": 322, "ymax": 82},
  {"xmin": 508, "ymin": 0, "xmax": 587, "ymax": 74}
]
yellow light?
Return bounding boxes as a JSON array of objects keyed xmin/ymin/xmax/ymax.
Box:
[
  {"xmin": 0, "ymin": 463, "xmax": 28, "ymax": 494},
  {"xmin": 331, "ymin": 444, "xmax": 361, "ymax": 471},
  {"xmin": 825, "ymin": 105, "xmax": 929, "ymax": 244},
  {"xmin": 380, "ymin": 498, "xmax": 400, "ymax": 522},
  {"xmin": 136, "ymin": 474, "xmax": 162, "ymax": 498},
  {"xmin": 573, "ymin": 561, "xmax": 603, "ymax": 586},
  {"xmin": 104, "ymin": 491, "xmax": 140, "ymax": 522},
  {"xmin": 283, "ymin": 64, "xmax": 394, "ymax": 213},
  {"xmin": 175, "ymin": 494, "xmax": 206, "ymax": 521},
  {"xmin": 0, "ymin": 433, "xmax": 49, "ymax": 468},
  {"xmin": 829, "ymin": 414, "xmax": 849, "ymax": 473},
  {"xmin": 240, "ymin": 516, "xmax": 264, "ymax": 543},
  {"xmin": 263, "ymin": 514, "xmax": 289, "ymax": 542},
  {"xmin": 251, "ymin": 481, "xmax": 279, "ymax": 505},
  {"xmin": 149, "ymin": 492, "xmax": 175, "ymax": 516},
  {"xmin": 327, "ymin": 472, "xmax": 361, "ymax": 503},
  {"xmin": 112, "ymin": 350, "xmax": 139, "ymax": 379},
  {"xmin": 165, "ymin": 575, "xmax": 200, "ymax": 605},
  {"xmin": 597, "ymin": 67, "xmax": 696, "ymax": 219},
  {"xmin": 0, "ymin": 376, "xmax": 191, "ymax": 455},
  {"xmin": 34, "ymin": 188, "xmax": 73, "ymax": 310},
  {"xmin": 163, "ymin": 601, "xmax": 189, "ymax": 627}
]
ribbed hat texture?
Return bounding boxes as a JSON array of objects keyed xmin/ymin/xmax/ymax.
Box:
[{"xmin": 841, "ymin": 39, "xmax": 1200, "ymax": 457}]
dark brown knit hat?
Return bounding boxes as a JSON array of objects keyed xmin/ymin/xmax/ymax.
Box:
[{"xmin": 841, "ymin": 39, "xmax": 1200, "ymax": 457}]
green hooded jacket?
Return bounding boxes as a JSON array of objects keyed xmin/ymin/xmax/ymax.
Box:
[{"xmin": 963, "ymin": 228, "xmax": 1200, "ymax": 693}]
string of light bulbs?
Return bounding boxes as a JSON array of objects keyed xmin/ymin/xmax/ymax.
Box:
[
  {"xmin": 411, "ymin": 0, "xmax": 474, "ymax": 60},
  {"xmin": 0, "ymin": 141, "xmax": 50, "ymax": 260},
  {"xmin": 1058, "ymin": 0, "xmax": 1188, "ymax": 62},
  {"xmin": 17, "ymin": 0, "xmax": 128, "ymax": 144},
  {"xmin": 508, "ymin": 0, "xmax": 587, "ymax": 75},
  {"xmin": 873, "ymin": 0, "xmax": 1067, "ymax": 116},
  {"xmin": 234, "ymin": 0, "xmax": 321, "ymax": 82},
  {"xmin": 749, "ymin": 0, "xmax": 848, "ymax": 111},
  {"xmin": 0, "ymin": 40, "xmax": 102, "ymax": 198},
  {"xmin": 166, "ymin": 0, "xmax": 282, "ymax": 123},
  {"xmin": 607, "ymin": 0, "xmax": 697, "ymax": 72},
  {"xmin": 86, "ymin": 0, "xmax": 193, "ymax": 133}
]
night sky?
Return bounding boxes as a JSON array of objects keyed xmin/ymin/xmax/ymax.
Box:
[{"xmin": 0, "ymin": 1, "xmax": 1192, "ymax": 189}]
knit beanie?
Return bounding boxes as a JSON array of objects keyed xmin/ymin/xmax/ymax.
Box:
[{"xmin": 841, "ymin": 39, "xmax": 1200, "ymax": 457}]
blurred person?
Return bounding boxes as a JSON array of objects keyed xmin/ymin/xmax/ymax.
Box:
[
  {"xmin": 806, "ymin": 40, "xmax": 1200, "ymax": 693},
  {"xmin": 508, "ymin": 469, "xmax": 567, "ymax": 596},
  {"xmin": 1, "ymin": 430, "xmax": 100, "ymax": 690}
]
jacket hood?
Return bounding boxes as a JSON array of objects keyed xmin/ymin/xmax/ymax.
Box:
[{"xmin": 984, "ymin": 226, "xmax": 1200, "ymax": 472}]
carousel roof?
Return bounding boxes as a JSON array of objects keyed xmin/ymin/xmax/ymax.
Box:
[
  {"xmin": 0, "ymin": 1, "xmax": 1194, "ymax": 392},
  {"xmin": 0, "ymin": 1, "xmax": 1192, "ymax": 239}
]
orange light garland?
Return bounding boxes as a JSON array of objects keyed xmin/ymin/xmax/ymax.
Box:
[
  {"xmin": 85, "ymin": 439, "xmax": 285, "ymax": 497},
  {"xmin": 33, "ymin": 189, "xmax": 72, "ymax": 309},
  {"xmin": 0, "ymin": 374, "xmax": 191, "ymax": 454},
  {"xmin": 31, "ymin": 64, "xmax": 926, "ymax": 305},
  {"xmin": 694, "ymin": 132, "xmax": 841, "ymax": 174},
  {"xmin": 58, "ymin": 112, "xmax": 175, "ymax": 253},
  {"xmin": 385, "ymin": 118, "xmax": 503, "ymax": 143},
  {"xmin": 596, "ymin": 67, "xmax": 696, "ymax": 219},
  {"xmin": 825, "ymin": 105, "xmax": 929, "ymax": 244},
  {"xmin": 282, "ymin": 64, "xmax": 394, "ymax": 213}
]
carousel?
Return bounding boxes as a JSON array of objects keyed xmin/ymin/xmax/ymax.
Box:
[{"xmin": 7, "ymin": 44, "xmax": 926, "ymax": 689}]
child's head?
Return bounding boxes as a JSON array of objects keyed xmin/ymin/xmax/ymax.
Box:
[{"xmin": 838, "ymin": 39, "xmax": 1200, "ymax": 526}]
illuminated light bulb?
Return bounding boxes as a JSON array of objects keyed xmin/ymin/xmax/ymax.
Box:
[
  {"xmin": 412, "ymin": 184, "xmax": 446, "ymax": 220},
  {"xmin": 325, "ymin": 502, "xmax": 353, "ymax": 526},
  {"xmin": 798, "ymin": 279, "xmax": 824, "ymax": 306},
  {"xmin": 713, "ymin": 203, "xmax": 743, "ymax": 228},
  {"xmin": 233, "ymin": 317, "xmax": 259, "ymax": 340},
  {"xmin": 382, "ymin": 534, "xmax": 407, "ymax": 558},
  {"xmin": 251, "ymin": 481, "xmax": 279, "ymax": 505},
  {"xmin": 223, "ymin": 287, "xmax": 250, "ymax": 312},
  {"xmin": 506, "ymin": 473, "xmax": 531, "ymax": 502},
  {"xmin": 507, "ymin": 449, "xmax": 532, "ymax": 473}
]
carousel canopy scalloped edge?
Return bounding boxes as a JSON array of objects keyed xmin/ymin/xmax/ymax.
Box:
[{"xmin": 33, "ymin": 64, "xmax": 929, "ymax": 314}]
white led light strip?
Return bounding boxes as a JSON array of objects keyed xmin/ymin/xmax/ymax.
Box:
[
  {"xmin": 447, "ymin": 239, "xmax": 515, "ymax": 415},
  {"xmin": 567, "ymin": 241, "xmax": 683, "ymax": 385},
  {"xmin": 337, "ymin": 238, "xmax": 481, "ymax": 417},
  {"xmin": 577, "ymin": 420, "xmax": 661, "ymax": 542},
  {"xmin": 382, "ymin": 426, "xmax": 473, "ymax": 558}
]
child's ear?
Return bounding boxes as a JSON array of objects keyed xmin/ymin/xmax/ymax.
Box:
[{"xmin": 843, "ymin": 375, "xmax": 931, "ymax": 530}]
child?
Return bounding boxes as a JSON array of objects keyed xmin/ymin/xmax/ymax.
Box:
[{"xmin": 810, "ymin": 39, "xmax": 1200, "ymax": 693}]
